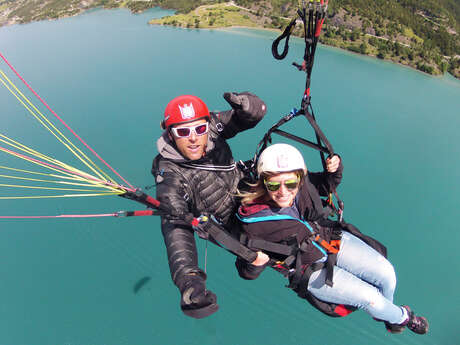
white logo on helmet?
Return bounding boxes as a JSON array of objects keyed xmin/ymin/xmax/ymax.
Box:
[
  {"xmin": 276, "ymin": 154, "xmax": 289, "ymax": 169},
  {"xmin": 179, "ymin": 103, "xmax": 195, "ymax": 120}
]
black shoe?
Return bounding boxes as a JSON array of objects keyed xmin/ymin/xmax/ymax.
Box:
[
  {"xmin": 372, "ymin": 317, "xmax": 401, "ymax": 333},
  {"xmin": 384, "ymin": 321, "xmax": 406, "ymax": 334},
  {"xmin": 382, "ymin": 306, "xmax": 408, "ymax": 334},
  {"xmin": 403, "ymin": 306, "xmax": 429, "ymax": 335}
]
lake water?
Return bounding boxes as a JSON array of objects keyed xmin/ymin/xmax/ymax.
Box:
[{"xmin": 1, "ymin": 7, "xmax": 459, "ymax": 345}]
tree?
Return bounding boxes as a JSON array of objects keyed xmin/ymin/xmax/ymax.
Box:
[
  {"xmin": 408, "ymin": 51, "xmax": 414, "ymax": 61},
  {"xmin": 350, "ymin": 28, "xmax": 360, "ymax": 41},
  {"xmin": 362, "ymin": 19, "xmax": 370, "ymax": 33},
  {"xmin": 394, "ymin": 42, "xmax": 402, "ymax": 56},
  {"xmin": 368, "ymin": 36, "xmax": 378, "ymax": 46}
]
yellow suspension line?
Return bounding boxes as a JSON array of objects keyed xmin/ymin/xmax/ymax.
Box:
[
  {"xmin": 0, "ymin": 70, "xmax": 108, "ymax": 177},
  {"xmin": 0, "ymin": 173, "xmax": 114, "ymax": 188},
  {"xmin": 0, "ymin": 134, "xmax": 88, "ymax": 180},
  {"xmin": 0, "ymin": 72, "xmax": 102, "ymax": 173},
  {"xmin": 0, "ymin": 140, "xmax": 94, "ymax": 183},
  {"xmin": 0, "ymin": 145, "xmax": 121, "ymax": 192},
  {"xmin": 0, "ymin": 134, "xmax": 112, "ymax": 189},
  {"xmin": 0, "ymin": 165, "xmax": 123, "ymax": 191},
  {"xmin": 0, "ymin": 192, "xmax": 124, "ymax": 200},
  {"xmin": 0, "ymin": 183, "xmax": 115, "ymax": 192},
  {"xmin": 0, "ymin": 134, "xmax": 73, "ymax": 168},
  {"xmin": 0, "ymin": 70, "xmax": 114, "ymax": 183},
  {"xmin": 0, "ymin": 165, "xmax": 91, "ymax": 182}
]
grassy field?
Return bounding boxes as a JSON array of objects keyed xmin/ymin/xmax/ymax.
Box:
[{"xmin": 149, "ymin": 3, "xmax": 258, "ymax": 29}]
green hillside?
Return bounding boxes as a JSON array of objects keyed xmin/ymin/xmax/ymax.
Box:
[
  {"xmin": 146, "ymin": 0, "xmax": 460, "ymax": 77},
  {"xmin": 1, "ymin": 0, "xmax": 459, "ymax": 77}
]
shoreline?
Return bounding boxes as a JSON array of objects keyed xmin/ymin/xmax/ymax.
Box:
[
  {"xmin": 163, "ymin": 23, "xmax": 460, "ymax": 80},
  {"xmin": 146, "ymin": 2, "xmax": 459, "ymax": 80},
  {"xmin": 1, "ymin": 3, "xmax": 458, "ymax": 80}
]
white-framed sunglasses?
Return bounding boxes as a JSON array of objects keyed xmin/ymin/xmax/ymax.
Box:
[{"xmin": 170, "ymin": 122, "xmax": 209, "ymax": 138}]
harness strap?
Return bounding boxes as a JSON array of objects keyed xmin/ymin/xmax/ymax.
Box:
[
  {"xmin": 283, "ymin": 255, "xmax": 296, "ymax": 267},
  {"xmin": 314, "ymin": 235, "xmax": 339, "ymax": 254},
  {"xmin": 288, "ymin": 249, "xmax": 305, "ymax": 289},
  {"xmin": 271, "ymin": 128, "xmax": 330, "ymax": 154},
  {"xmin": 292, "ymin": 248, "xmax": 337, "ymax": 296},
  {"xmin": 325, "ymin": 253, "xmax": 337, "ymax": 287},
  {"xmin": 303, "ymin": 107, "xmax": 334, "ymax": 156},
  {"xmin": 246, "ymin": 238, "xmax": 295, "ymax": 256},
  {"xmin": 119, "ymin": 189, "xmax": 162, "ymax": 209},
  {"xmin": 197, "ymin": 216, "xmax": 257, "ymax": 263},
  {"xmin": 295, "ymin": 261, "xmax": 326, "ymax": 298},
  {"xmin": 271, "ymin": 18, "xmax": 297, "ymax": 60}
]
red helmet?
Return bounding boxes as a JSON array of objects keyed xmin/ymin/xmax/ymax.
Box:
[{"xmin": 162, "ymin": 95, "xmax": 210, "ymax": 129}]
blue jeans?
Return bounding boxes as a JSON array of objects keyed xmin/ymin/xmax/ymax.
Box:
[{"xmin": 307, "ymin": 232, "xmax": 406, "ymax": 324}]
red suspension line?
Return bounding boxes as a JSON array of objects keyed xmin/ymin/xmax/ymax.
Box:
[
  {"xmin": 0, "ymin": 210, "xmax": 159, "ymax": 219},
  {"xmin": 0, "ymin": 52, "xmax": 135, "ymax": 190},
  {"xmin": 0, "ymin": 145, "xmax": 134, "ymax": 192}
]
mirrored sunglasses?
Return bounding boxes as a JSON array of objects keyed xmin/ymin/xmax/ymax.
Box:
[
  {"xmin": 264, "ymin": 178, "xmax": 300, "ymax": 192},
  {"xmin": 171, "ymin": 123, "xmax": 209, "ymax": 138}
]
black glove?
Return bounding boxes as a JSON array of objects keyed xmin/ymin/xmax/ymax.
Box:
[
  {"xmin": 179, "ymin": 274, "xmax": 219, "ymax": 319},
  {"xmin": 223, "ymin": 92, "xmax": 267, "ymax": 120}
]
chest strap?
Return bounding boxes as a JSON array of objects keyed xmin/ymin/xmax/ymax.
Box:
[
  {"xmin": 238, "ymin": 213, "xmax": 340, "ymax": 257},
  {"xmin": 238, "ymin": 214, "xmax": 342, "ymax": 287}
]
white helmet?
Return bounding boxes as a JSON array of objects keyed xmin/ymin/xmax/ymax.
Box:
[{"xmin": 257, "ymin": 143, "xmax": 307, "ymax": 176}]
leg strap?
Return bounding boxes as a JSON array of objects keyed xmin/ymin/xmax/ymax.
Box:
[
  {"xmin": 295, "ymin": 261, "xmax": 326, "ymax": 298},
  {"xmin": 325, "ymin": 253, "xmax": 337, "ymax": 287}
]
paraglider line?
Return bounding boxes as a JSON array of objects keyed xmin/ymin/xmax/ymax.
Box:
[{"xmin": 0, "ymin": 52, "xmax": 135, "ymax": 190}]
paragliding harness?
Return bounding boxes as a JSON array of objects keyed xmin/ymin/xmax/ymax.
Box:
[
  {"xmin": 119, "ymin": 188, "xmax": 258, "ymax": 263},
  {"xmin": 238, "ymin": 0, "xmax": 387, "ymax": 318},
  {"xmin": 117, "ymin": 190, "xmax": 378, "ymax": 320},
  {"xmin": 238, "ymin": 214, "xmax": 387, "ymax": 318}
]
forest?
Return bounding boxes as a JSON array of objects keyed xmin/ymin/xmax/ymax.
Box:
[{"xmin": 1, "ymin": 0, "xmax": 459, "ymax": 77}]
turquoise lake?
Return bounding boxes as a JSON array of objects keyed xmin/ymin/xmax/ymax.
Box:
[{"xmin": 1, "ymin": 7, "xmax": 459, "ymax": 345}]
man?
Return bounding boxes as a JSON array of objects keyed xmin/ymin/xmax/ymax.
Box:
[{"xmin": 152, "ymin": 92, "xmax": 266, "ymax": 319}]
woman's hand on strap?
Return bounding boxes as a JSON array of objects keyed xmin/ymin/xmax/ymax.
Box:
[
  {"xmin": 251, "ymin": 251, "xmax": 270, "ymax": 266},
  {"xmin": 326, "ymin": 155, "xmax": 341, "ymax": 173}
]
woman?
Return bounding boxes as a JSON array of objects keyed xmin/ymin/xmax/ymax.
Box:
[{"xmin": 235, "ymin": 143, "xmax": 428, "ymax": 335}]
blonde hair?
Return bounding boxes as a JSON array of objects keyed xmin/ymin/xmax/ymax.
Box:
[{"xmin": 237, "ymin": 170, "xmax": 305, "ymax": 206}]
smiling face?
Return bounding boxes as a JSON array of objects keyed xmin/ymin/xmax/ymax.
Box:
[
  {"xmin": 169, "ymin": 119, "xmax": 209, "ymax": 161},
  {"xmin": 264, "ymin": 171, "xmax": 300, "ymax": 208}
]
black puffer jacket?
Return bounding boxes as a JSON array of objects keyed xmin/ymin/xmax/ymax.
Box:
[{"xmin": 151, "ymin": 95, "xmax": 265, "ymax": 289}]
